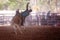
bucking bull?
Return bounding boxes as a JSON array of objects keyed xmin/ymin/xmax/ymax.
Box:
[{"xmin": 11, "ymin": 3, "xmax": 32, "ymax": 35}]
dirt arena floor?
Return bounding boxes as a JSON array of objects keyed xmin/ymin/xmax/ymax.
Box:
[{"xmin": 0, "ymin": 25, "xmax": 60, "ymax": 40}]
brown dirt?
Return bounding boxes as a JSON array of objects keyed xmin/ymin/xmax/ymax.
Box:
[{"xmin": 0, "ymin": 25, "xmax": 60, "ymax": 40}]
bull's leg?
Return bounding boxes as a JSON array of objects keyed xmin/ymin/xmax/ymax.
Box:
[
  {"xmin": 21, "ymin": 17, "xmax": 25, "ymax": 26},
  {"xmin": 12, "ymin": 23, "xmax": 18, "ymax": 35},
  {"xmin": 11, "ymin": 22, "xmax": 17, "ymax": 35},
  {"xmin": 21, "ymin": 20, "xmax": 24, "ymax": 26},
  {"xmin": 16, "ymin": 25, "xmax": 23, "ymax": 34},
  {"xmin": 12, "ymin": 24, "xmax": 22, "ymax": 35},
  {"xmin": 21, "ymin": 20, "xmax": 23, "ymax": 26}
]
